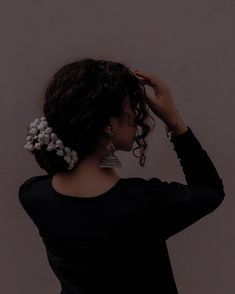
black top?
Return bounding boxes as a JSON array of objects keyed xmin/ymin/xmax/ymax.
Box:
[{"xmin": 18, "ymin": 126, "xmax": 225, "ymax": 294}]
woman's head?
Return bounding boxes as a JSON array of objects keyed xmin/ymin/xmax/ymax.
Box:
[{"xmin": 33, "ymin": 58, "xmax": 155, "ymax": 175}]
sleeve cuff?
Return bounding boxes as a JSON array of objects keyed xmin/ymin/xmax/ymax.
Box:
[{"xmin": 169, "ymin": 126, "xmax": 206, "ymax": 159}]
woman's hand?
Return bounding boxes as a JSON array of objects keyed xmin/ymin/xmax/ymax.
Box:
[{"xmin": 133, "ymin": 70, "xmax": 179, "ymax": 129}]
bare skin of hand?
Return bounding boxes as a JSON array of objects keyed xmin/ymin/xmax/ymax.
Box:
[{"xmin": 133, "ymin": 70, "xmax": 181, "ymax": 130}]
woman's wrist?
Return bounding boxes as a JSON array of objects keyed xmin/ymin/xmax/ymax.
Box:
[
  {"xmin": 165, "ymin": 112, "xmax": 188, "ymax": 136},
  {"xmin": 171, "ymin": 118, "xmax": 188, "ymax": 135}
]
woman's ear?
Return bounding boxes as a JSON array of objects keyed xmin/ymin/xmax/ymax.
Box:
[
  {"xmin": 103, "ymin": 125, "xmax": 113, "ymax": 137},
  {"xmin": 105, "ymin": 118, "xmax": 120, "ymax": 136}
]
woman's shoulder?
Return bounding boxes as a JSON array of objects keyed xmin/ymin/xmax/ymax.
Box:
[
  {"xmin": 18, "ymin": 175, "xmax": 49, "ymax": 201},
  {"xmin": 19, "ymin": 174, "xmax": 48, "ymax": 189},
  {"xmin": 120, "ymin": 176, "xmax": 163, "ymax": 193},
  {"xmin": 123, "ymin": 176, "xmax": 162, "ymax": 184}
]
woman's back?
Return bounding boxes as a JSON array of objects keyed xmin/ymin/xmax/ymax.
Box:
[{"xmin": 19, "ymin": 127, "xmax": 225, "ymax": 294}]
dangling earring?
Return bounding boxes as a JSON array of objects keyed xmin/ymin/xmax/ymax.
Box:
[{"xmin": 99, "ymin": 128, "xmax": 122, "ymax": 168}]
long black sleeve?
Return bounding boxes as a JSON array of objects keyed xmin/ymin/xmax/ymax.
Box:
[
  {"xmin": 146, "ymin": 126, "xmax": 225, "ymax": 240},
  {"xmin": 170, "ymin": 126, "xmax": 224, "ymax": 190}
]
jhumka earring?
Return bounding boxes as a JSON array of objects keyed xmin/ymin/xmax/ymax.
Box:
[{"xmin": 99, "ymin": 128, "xmax": 122, "ymax": 168}]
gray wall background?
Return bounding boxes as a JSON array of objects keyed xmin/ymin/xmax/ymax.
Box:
[{"xmin": 2, "ymin": 0, "xmax": 234, "ymax": 293}]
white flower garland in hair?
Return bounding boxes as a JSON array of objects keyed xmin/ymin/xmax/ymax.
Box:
[{"xmin": 24, "ymin": 116, "xmax": 79, "ymax": 170}]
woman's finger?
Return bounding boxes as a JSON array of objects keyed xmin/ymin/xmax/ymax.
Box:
[
  {"xmin": 135, "ymin": 70, "xmax": 169, "ymax": 92},
  {"xmin": 135, "ymin": 71, "xmax": 156, "ymax": 87}
]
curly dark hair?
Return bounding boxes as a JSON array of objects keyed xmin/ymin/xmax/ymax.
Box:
[{"xmin": 30, "ymin": 58, "xmax": 155, "ymax": 175}]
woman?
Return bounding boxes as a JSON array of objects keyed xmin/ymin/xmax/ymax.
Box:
[{"xmin": 19, "ymin": 58, "xmax": 225, "ymax": 294}]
